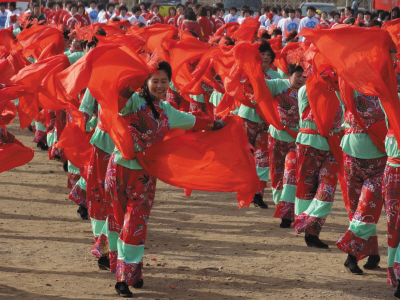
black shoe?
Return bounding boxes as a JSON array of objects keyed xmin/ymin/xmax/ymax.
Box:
[
  {"xmin": 115, "ymin": 282, "xmax": 133, "ymax": 298},
  {"xmin": 280, "ymin": 219, "xmax": 292, "ymax": 228},
  {"xmin": 363, "ymin": 255, "xmax": 380, "ymax": 270},
  {"xmin": 252, "ymin": 194, "xmax": 268, "ymax": 209},
  {"xmin": 305, "ymin": 233, "xmax": 329, "ymax": 249},
  {"xmin": 77, "ymin": 205, "xmax": 88, "ymax": 220},
  {"xmin": 63, "ymin": 161, "xmax": 68, "ymax": 172},
  {"xmin": 132, "ymin": 279, "xmax": 143, "ymax": 289},
  {"xmin": 395, "ymin": 280, "xmax": 400, "ymax": 299},
  {"xmin": 98, "ymin": 256, "xmax": 110, "ymax": 271},
  {"xmin": 344, "ymin": 254, "xmax": 363, "ymax": 275},
  {"xmin": 37, "ymin": 141, "xmax": 48, "ymax": 151}
]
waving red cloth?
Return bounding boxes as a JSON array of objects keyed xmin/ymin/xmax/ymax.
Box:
[
  {"xmin": 168, "ymin": 31, "xmax": 210, "ymax": 93},
  {"xmin": 56, "ymin": 108, "xmax": 93, "ymax": 168},
  {"xmin": 231, "ymin": 17, "xmax": 260, "ymax": 42},
  {"xmin": 214, "ymin": 22, "xmax": 239, "ymax": 38},
  {"xmin": 224, "ymin": 42, "xmax": 283, "ymax": 130},
  {"xmin": 0, "ymin": 28, "xmax": 16, "ymax": 51},
  {"xmin": 37, "ymin": 42, "xmax": 62, "ymax": 60},
  {"xmin": 0, "ymin": 143, "xmax": 34, "ymax": 173},
  {"xmin": 0, "ymin": 50, "xmax": 31, "ymax": 85},
  {"xmin": 132, "ymin": 24, "xmax": 179, "ymax": 62},
  {"xmin": 274, "ymin": 42, "xmax": 301, "ymax": 75},
  {"xmin": 57, "ymin": 44, "xmax": 152, "ymax": 160},
  {"xmin": 267, "ymin": 35, "xmax": 283, "ymax": 52},
  {"xmin": 135, "ymin": 116, "xmax": 259, "ymax": 207},
  {"xmin": 13, "ymin": 25, "xmax": 64, "ymax": 60},
  {"xmin": 302, "ymin": 25, "xmax": 400, "ymax": 149},
  {"xmin": 382, "ymin": 17, "xmax": 400, "ymax": 59}
]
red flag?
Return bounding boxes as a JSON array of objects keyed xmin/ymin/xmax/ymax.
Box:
[{"xmin": 302, "ymin": 25, "xmax": 400, "ymax": 148}]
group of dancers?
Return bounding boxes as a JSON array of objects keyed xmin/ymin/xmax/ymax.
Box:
[{"xmin": 2, "ymin": 1, "xmax": 400, "ymax": 298}]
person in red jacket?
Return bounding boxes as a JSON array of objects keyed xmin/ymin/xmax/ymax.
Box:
[
  {"xmin": 179, "ymin": 8, "xmax": 203, "ymax": 41},
  {"xmin": 146, "ymin": 4, "xmax": 164, "ymax": 25},
  {"xmin": 63, "ymin": 3, "xmax": 83, "ymax": 30},
  {"xmin": 197, "ymin": 6, "xmax": 211, "ymax": 41},
  {"xmin": 212, "ymin": 7, "xmax": 225, "ymax": 31},
  {"xmin": 164, "ymin": 6, "xmax": 176, "ymax": 25},
  {"xmin": 77, "ymin": 4, "xmax": 90, "ymax": 26},
  {"xmin": 206, "ymin": 6, "xmax": 215, "ymax": 33},
  {"xmin": 174, "ymin": 3, "xmax": 185, "ymax": 27},
  {"xmin": 139, "ymin": 3, "xmax": 149, "ymax": 19},
  {"xmin": 339, "ymin": 6, "xmax": 352, "ymax": 23}
]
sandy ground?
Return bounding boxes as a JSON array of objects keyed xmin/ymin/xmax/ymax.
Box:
[{"xmin": 0, "ymin": 119, "xmax": 396, "ymax": 300}]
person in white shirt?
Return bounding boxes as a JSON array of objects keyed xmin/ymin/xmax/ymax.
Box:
[
  {"xmin": 128, "ymin": 6, "xmax": 146, "ymax": 26},
  {"xmin": 5, "ymin": 2, "xmax": 20, "ymax": 30},
  {"xmin": 117, "ymin": 5, "xmax": 129, "ymax": 21},
  {"xmin": 258, "ymin": 8, "xmax": 268, "ymax": 27},
  {"xmin": 86, "ymin": 0, "xmax": 98, "ymax": 23},
  {"xmin": 239, "ymin": 8, "xmax": 251, "ymax": 24},
  {"xmin": 277, "ymin": 8, "xmax": 288, "ymax": 29},
  {"xmin": 0, "ymin": 3, "xmax": 8, "ymax": 29},
  {"xmin": 98, "ymin": 2, "xmax": 115, "ymax": 23},
  {"xmin": 237, "ymin": 5, "xmax": 249, "ymax": 24},
  {"xmin": 364, "ymin": 11, "xmax": 371, "ymax": 26},
  {"xmin": 224, "ymin": 6, "xmax": 238, "ymax": 23},
  {"xmin": 281, "ymin": 9, "xmax": 299, "ymax": 41},
  {"xmin": 270, "ymin": 7, "xmax": 282, "ymax": 25},
  {"xmin": 298, "ymin": 6, "xmax": 319, "ymax": 42}
]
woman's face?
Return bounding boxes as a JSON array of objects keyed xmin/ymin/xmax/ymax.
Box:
[
  {"xmin": 260, "ymin": 8, "xmax": 264, "ymax": 15},
  {"xmin": 290, "ymin": 71, "xmax": 307, "ymax": 89},
  {"xmin": 71, "ymin": 38, "xmax": 82, "ymax": 52},
  {"xmin": 147, "ymin": 70, "xmax": 170, "ymax": 99},
  {"xmin": 153, "ymin": 6, "xmax": 158, "ymax": 13},
  {"xmin": 334, "ymin": 14, "xmax": 340, "ymax": 22},
  {"xmin": 260, "ymin": 51, "xmax": 272, "ymax": 70},
  {"xmin": 357, "ymin": 12, "xmax": 363, "ymax": 19},
  {"xmin": 170, "ymin": 8, "xmax": 175, "ymax": 16}
]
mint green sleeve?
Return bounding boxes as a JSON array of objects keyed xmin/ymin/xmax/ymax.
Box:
[
  {"xmin": 79, "ymin": 89, "xmax": 96, "ymax": 116},
  {"xmin": 160, "ymin": 101, "xmax": 196, "ymax": 130},
  {"xmin": 265, "ymin": 79, "xmax": 291, "ymax": 97},
  {"xmin": 67, "ymin": 51, "xmax": 85, "ymax": 65},
  {"xmin": 169, "ymin": 81, "xmax": 179, "ymax": 92},
  {"xmin": 267, "ymin": 69, "xmax": 282, "ymax": 79}
]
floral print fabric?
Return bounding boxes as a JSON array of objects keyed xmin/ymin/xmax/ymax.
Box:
[
  {"xmin": 269, "ymin": 136, "xmax": 297, "ymax": 221},
  {"xmin": 293, "ymin": 144, "xmax": 340, "ymax": 236},
  {"xmin": 336, "ymin": 154, "xmax": 386, "ymax": 260},
  {"xmin": 383, "ymin": 165, "xmax": 400, "ymax": 287}
]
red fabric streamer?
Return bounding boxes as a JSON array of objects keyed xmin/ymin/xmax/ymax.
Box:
[
  {"xmin": 0, "ymin": 50, "xmax": 31, "ymax": 85},
  {"xmin": 13, "ymin": 25, "xmax": 64, "ymax": 60},
  {"xmin": 224, "ymin": 42, "xmax": 283, "ymax": 130},
  {"xmin": 135, "ymin": 116, "xmax": 259, "ymax": 207},
  {"xmin": 382, "ymin": 18, "xmax": 400, "ymax": 59},
  {"xmin": 0, "ymin": 28, "xmax": 16, "ymax": 51},
  {"xmin": 56, "ymin": 44, "xmax": 153, "ymax": 160},
  {"xmin": 231, "ymin": 17, "xmax": 260, "ymax": 42},
  {"xmin": 0, "ymin": 143, "xmax": 34, "ymax": 173},
  {"xmin": 302, "ymin": 25, "xmax": 400, "ymax": 150},
  {"xmin": 274, "ymin": 42, "xmax": 301, "ymax": 75}
]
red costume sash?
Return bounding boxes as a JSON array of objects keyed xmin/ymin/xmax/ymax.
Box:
[{"xmin": 344, "ymin": 120, "xmax": 387, "ymax": 153}]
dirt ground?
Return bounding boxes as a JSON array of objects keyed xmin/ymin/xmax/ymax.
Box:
[{"xmin": 0, "ymin": 119, "xmax": 395, "ymax": 300}]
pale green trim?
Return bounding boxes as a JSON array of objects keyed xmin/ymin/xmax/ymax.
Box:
[
  {"xmin": 272, "ymin": 188, "xmax": 282, "ymax": 205},
  {"xmin": 189, "ymin": 94, "xmax": 205, "ymax": 103},
  {"xmin": 387, "ymin": 162, "xmax": 400, "ymax": 168},
  {"xmin": 238, "ymin": 106, "xmax": 264, "ymax": 123},
  {"xmin": 76, "ymin": 177, "xmax": 86, "ymax": 191},
  {"xmin": 90, "ymin": 127, "xmax": 115, "ymax": 154},
  {"xmin": 256, "ymin": 167, "xmax": 270, "ymax": 181},
  {"xmin": 108, "ymin": 232, "xmax": 119, "ymax": 251},
  {"xmin": 68, "ymin": 161, "xmax": 80, "ymax": 174},
  {"xmin": 117, "ymin": 238, "xmax": 145, "ymax": 264},
  {"xmin": 47, "ymin": 130, "xmax": 58, "ymax": 147},
  {"xmin": 349, "ymin": 220, "xmax": 377, "ymax": 240},
  {"xmin": 341, "ymin": 131, "xmax": 386, "ymax": 159},
  {"xmin": 268, "ymin": 125, "xmax": 298, "ymax": 143},
  {"xmin": 91, "ymin": 219, "xmax": 106, "ymax": 237},
  {"xmin": 388, "ymin": 246, "xmax": 397, "ymax": 267},
  {"xmin": 295, "ymin": 197, "xmax": 311, "ymax": 216},
  {"xmin": 305, "ymin": 198, "xmax": 333, "ymax": 219},
  {"xmin": 280, "ymin": 184, "xmax": 296, "ymax": 203},
  {"xmin": 35, "ymin": 121, "xmax": 46, "ymax": 131}
]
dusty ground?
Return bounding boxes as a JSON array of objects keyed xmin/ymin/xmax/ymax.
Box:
[{"xmin": 0, "ymin": 119, "xmax": 395, "ymax": 300}]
